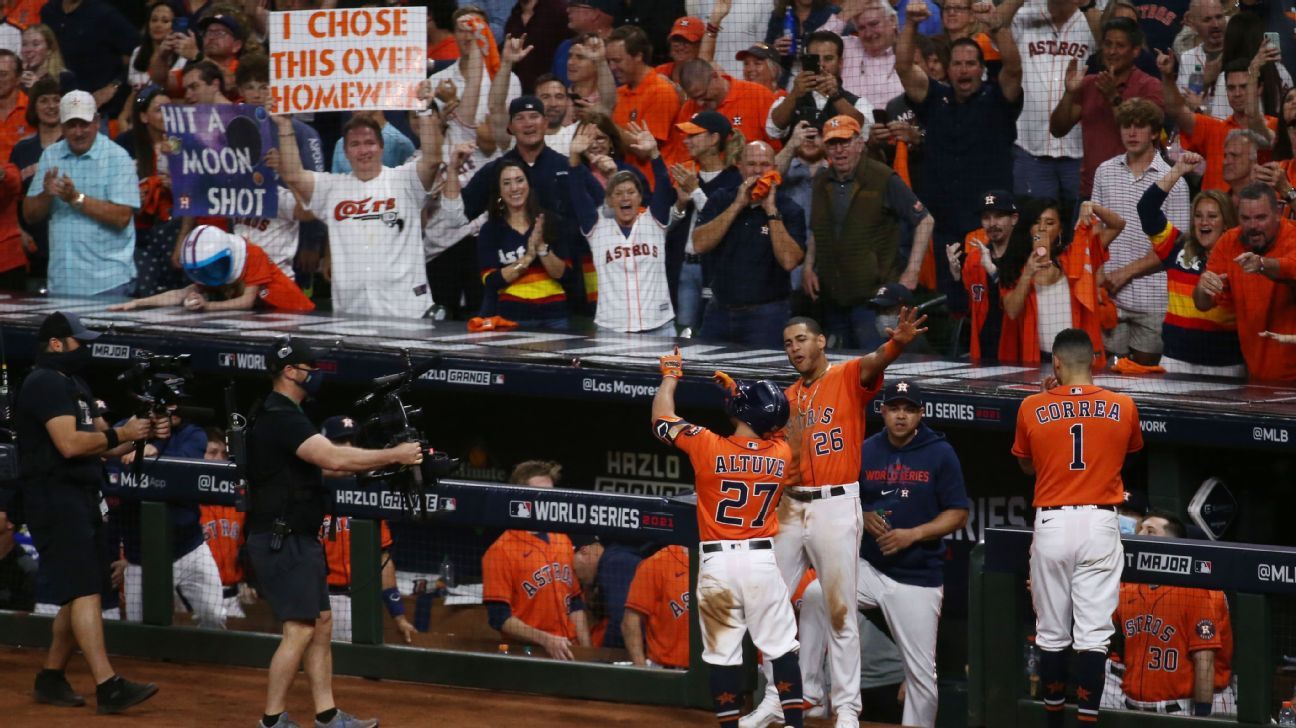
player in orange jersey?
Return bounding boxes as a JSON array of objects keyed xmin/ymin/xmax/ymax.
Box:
[
  {"xmin": 622, "ymin": 544, "xmax": 691, "ymax": 669},
  {"xmin": 198, "ymin": 427, "xmax": 256, "ymax": 619},
  {"xmin": 746, "ymin": 307, "xmax": 927, "ymax": 728},
  {"xmin": 1110, "ymin": 512, "xmax": 1234, "ymax": 717},
  {"xmin": 1014, "ymin": 328, "xmax": 1144, "ymax": 727},
  {"xmin": 653, "ymin": 348, "xmax": 804, "ymax": 728}
]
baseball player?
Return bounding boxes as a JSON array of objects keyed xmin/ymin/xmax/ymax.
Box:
[
  {"xmin": 198, "ymin": 427, "xmax": 256, "ymax": 620},
  {"xmin": 1109, "ymin": 512, "xmax": 1235, "ymax": 717},
  {"xmin": 1014, "ymin": 327, "xmax": 1144, "ymax": 727},
  {"xmin": 621, "ymin": 544, "xmax": 691, "ymax": 669},
  {"xmin": 746, "ymin": 308, "xmax": 927, "ymax": 728},
  {"xmin": 653, "ymin": 348, "xmax": 805, "ymax": 728},
  {"xmin": 853, "ymin": 380, "xmax": 970, "ymax": 727}
]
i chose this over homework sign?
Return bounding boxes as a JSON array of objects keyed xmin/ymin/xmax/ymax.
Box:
[{"xmin": 270, "ymin": 7, "xmax": 426, "ymax": 113}]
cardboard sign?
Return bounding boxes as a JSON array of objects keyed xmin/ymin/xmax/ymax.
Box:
[
  {"xmin": 162, "ymin": 103, "xmax": 278, "ymax": 218},
  {"xmin": 269, "ymin": 7, "xmax": 427, "ymax": 113}
]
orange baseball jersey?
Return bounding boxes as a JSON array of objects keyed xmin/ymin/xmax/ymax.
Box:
[
  {"xmin": 200, "ymin": 504, "xmax": 246, "ymax": 587},
  {"xmin": 319, "ymin": 517, "xmax": 394, "ymax": 588},
  {"xmin": 1012, "ymin": 385, "xmax": 1143, "ymax": 507},
  {"xmin": 623, "ymin": 544, "xmax": 691, "ymax": 668},
  {"xmin": 654, "ymin": 416, "xmax": 791, "ymax": 542},
  {"xmin": 482, "ymin": 530, "xmax": 583, "ymax": 639},
  {"xmin": 1114, "ymin": 583, "xmax": 1232, "ymax": 701},
  {"xmin": 784, "ymin": 358, "xmax": 882, "ymax": 487}
]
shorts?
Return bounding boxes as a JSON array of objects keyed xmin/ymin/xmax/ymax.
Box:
[
  {"xmin": 1103, "ymin": 308, "xmax": 1164, "ymax": 355},
  {"xmin": 246, "ymin": 532, "xmax": 329, "ymax": 622},
  {"xmin": 24, "ymin": 482, "xmax": 110, "ymax": 607}
]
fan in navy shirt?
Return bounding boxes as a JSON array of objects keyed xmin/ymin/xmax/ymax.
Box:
[{"xmin": 857, "ymin": 380, "xmax": 969, "ymax": 728}]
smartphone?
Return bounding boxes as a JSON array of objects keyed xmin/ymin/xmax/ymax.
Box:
[
  {"xmin": 173, "ymin": 16, "xmax": 190, "ymax": 34},
  {"xmin": 1265, "ymin": 31, "xmax": 1281, "ymax": 48},
  {"xmin": 872, "ymin": 108, "xmax": 890, "ymax": 124},
  {"xmin": 800, "ymin": 54, "xmax": 821, "ymax": 74}
]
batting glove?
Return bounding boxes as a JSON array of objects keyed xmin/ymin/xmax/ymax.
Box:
[
  {"xmin": 660, "ymin": 347, "xmax": 683, "ymax": 379},
  {"xmin": 712, "ymin": 370, "xmax": 738, "ymax": 394}
]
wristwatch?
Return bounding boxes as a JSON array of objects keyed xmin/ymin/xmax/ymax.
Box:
[
  {"xmin": 768, "ymin": 212, "xmax": 783, "ymax": 221},
  {"xmin": 72, "ymin": 192, "xmax": 86, "ymax": 209}
]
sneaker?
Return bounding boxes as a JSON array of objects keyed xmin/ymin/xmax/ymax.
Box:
[
  {"xmin": 804, "ymin": 702, "xmax": 829, "ymax": 719},
  {"xmin": 95, "ymin": 675, "xmax": 159, "ymax": 714},
  {"xmin": 833, "ymin": 713, "xmax": 860, "ymax": 728},
  {"xmin": 738, "ymin": 696, "xmax": 784, "ymax": 728},
  {"xmin": 257, "ymin": 714, "xmax": 302, "ymax": 728},
  {"xmin": 315, "ymin": 709, "xmax": 378, "ymax": 728},
  {"xmin": 33, "ymin": 670, "xmax": 85, "ymax": 707}
]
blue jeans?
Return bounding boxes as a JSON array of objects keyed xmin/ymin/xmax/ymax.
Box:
[
  {"xmin": 826, "ymin": 303, "xmax": 886, "ymax": 351},
  {"xmin": 676, "ymin": 262, "xmax": 705, "ymax": 330},
  {"xmin": 1012, "ymin": 147, "xmax": 1081, "ymax": 203},
  {"xmin": 700, "ymin": 299, "xmax": 790, "ymax": 350}
]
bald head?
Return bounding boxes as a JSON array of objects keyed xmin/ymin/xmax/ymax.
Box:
[
  {"xmin": 1187, "ymin": 0, "xmax": 1226, "ymax": 52},
  {"xmin": 740, "ymin": 141, "xmax": 775, "ymax": 179}
]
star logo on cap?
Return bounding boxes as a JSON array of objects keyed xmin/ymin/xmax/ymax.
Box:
[
  {"xmin": 897, "ymin": 382, "xmax": 909, "ymax": 392},
  {"xmin": 278, "ymin": 346, "xmax": 292, "ymax": 358},
  {"xmin": 680, "ymin": 18, "xmax": 691, "ymax": 25},
  {"xmin": 828, "ymin": 118, "xmax": 841, "ymax": 127},
  {"xmin": 876, "ymin": 286, "xmax": 887, "ymax": 297},
  {"xmin": 985, "ymin": 194, "xmax": 996, "ymax": 205},
  {"xmin": 342, "ymin": 417, "xmax": 355, "ymax": 429},
  {"xmin": 732, "ymin": 115, "xmax": 743, "ymax": 125}
]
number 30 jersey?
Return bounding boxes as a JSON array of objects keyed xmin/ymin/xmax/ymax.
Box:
[{"xmin": 654, "ymin": 417, "xmax": 791, "ymax": 542}]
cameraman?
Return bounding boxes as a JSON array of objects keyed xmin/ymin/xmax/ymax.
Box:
[
  {"xmin": 246, "ymin": 339, "xmax": 422, "ymax": 728},
  {"xmin": 16, "ymin": 312, "xmax": 161, "ymax": 714}
]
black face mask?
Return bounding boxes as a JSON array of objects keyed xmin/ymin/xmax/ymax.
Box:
[{"xmin": 38, "ymin": 343, "xmax": 92, "ymax": 374}]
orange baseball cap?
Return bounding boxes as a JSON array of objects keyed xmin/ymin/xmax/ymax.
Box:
[
  {"xmin": 821, "ymin": 115, "xmax": 862, "ymax": 142},
  {"xmin": 669, "ymin": 16, "xmax": 705, "ymax": 43}
]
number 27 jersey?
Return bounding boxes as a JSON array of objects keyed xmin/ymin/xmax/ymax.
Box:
[{"xmin": 654, "ymin": 416, "xmax": 791, "ymax": 542}]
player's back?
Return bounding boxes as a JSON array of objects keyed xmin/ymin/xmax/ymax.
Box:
[
  {"xmin": 670, "ymin": 423, "xmax": 791, "ymax": 542},
  {"xmin": 1014, "ymin": 384, "xmax": 1143, "ymax": 507}
]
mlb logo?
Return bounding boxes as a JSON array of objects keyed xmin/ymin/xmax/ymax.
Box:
[
  {"xmin": 442, "ymin": 497, "xmax": 457, "ymax": 512},
  {"xmin": 218, "ymin": 352, "xmax": 237, "ymax": 367},
  {"xmin": 1194, "ymin": 560, "xmax": 1212, "ymax": 574},
  {"xmin": 494, "ymin": 374, "xmax": 506, "ymax": 385},
  {"xmin": 509, "ymin": 500, "xmax": 534, "ymax": 518}
]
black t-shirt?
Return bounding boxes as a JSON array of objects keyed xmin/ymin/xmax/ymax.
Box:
[
  {"xmin": 246, "ymin": 392, "xmax": 324, "ymax": 536},
  {"xmin": 15, "ymin": 366, "xmax": 103, "ymax": 489}
]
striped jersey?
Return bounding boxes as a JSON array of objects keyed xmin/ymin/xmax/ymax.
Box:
[
  {"xmin": 1147, "ymin": 221, "xmax": 1243, "ymax": 367},
  {"xmin": 586, "ymin": 212, "xmax": 674, "ymax": 332}
]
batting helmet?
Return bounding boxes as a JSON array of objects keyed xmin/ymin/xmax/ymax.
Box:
[
  {"xmin": 182, "ymin": 225, "xmax": 247, "ymax": 287},
  {"xmin": 723, "ymin": 379, "xmax": 790, "ymax": 436}
]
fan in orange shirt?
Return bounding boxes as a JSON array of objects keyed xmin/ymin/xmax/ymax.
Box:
[
  {"xmin": 609, "ymin": 25, "xmax": 682, "ymax": 187},
  {"xmin": 665, "ymin": 60, "xmax": 778, "ymax": 166},
  {"xmin": 622, "ymin": 544, "xmax": 691, "ymax": 669},
  {"xmin": 107, "ymin": 224, "xmax": 314, "ymax": 313}
]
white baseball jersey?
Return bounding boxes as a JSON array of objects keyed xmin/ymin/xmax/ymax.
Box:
[
  {"xmin": 586, "ymin": 212, "xmax": 674, "ymax": 332},
  {"xmin": 1012, "ymin": 3, "xmax": 1094, "ymax": 158},
  {"xmin": 234, "ymin": 186, "xmax": 300, "ymax": 278},
  {"xmin": 686, "ymin": 0, "xmax": 769, "ymax": 77},
  {"xmin": 124, "ymin": 542, "xmax": 226, "ymax": 630},
  {"xmin": 306, "ymin": 162, "xmax": 432, "ymax": 319}
]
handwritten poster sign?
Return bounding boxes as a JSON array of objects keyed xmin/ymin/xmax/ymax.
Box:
[
  {"xmin": 162, "ymin": 103, "xmax": 278, "ymax": 218},
  {"xmin": 269, "ymin": 7, "xmax": 427, "ymax": 113}
]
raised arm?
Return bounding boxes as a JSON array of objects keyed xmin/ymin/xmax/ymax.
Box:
[
  {"xmin": 492, "ymin": 35, "xmax": 532, "ymax": 152},
  {"xmin": 456, "ymin": 32, "xmax": 485, "ymax": 132},
  {"xmin": 1246, "ymin": 41, "xmax": 1280, "ymax": 145},
  {"xmin": 415, "ymin": 103, "xmax": 447, "ymax": 191},
  {"xmin": 648, "ymin": 156, "xmax": 676, "ymax": 226},
  {"xmin": 857, "ymin": 306, "xmax": 928, "ymax": 387},
  {"xmin": 1081, "ymin": 201, "xmax": 1126, "ymax": 248},
  {"xmin": 1156, "ymin": 49, "xmax": 1196, "ymax": 137},
  {"xmin": 986, "ymin": 3, "xmax": 1022, "ymax": 104},
  {"xmin": 1049, "ymin": 60, "xmax": 1085, "ymax": 139},
  {"xmin": 651, "ymin": 348, "xmax": 683, "ymax": 422},
  {"xmin": 896, "ymin": 0, "xmax": 932, "ymax": 104},
  {"xmin": 271, "ymin": 113, "xmax": 314, "ymax": 205},
  {"xmin": 991, "ymin": 0, "xmax": 1026, "ymax": 32},
  {"xmin": 566, "ymin": 129, "xmax": 601, "ymax": 235},
  {"xmin": 586, "ymin": 38, "xmax": 617, "ymax": 115},
  {"xmin": 701, "ymin": 0, "xmax": 730, "ymax": 63}
]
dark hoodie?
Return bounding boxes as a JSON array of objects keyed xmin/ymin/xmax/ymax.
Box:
[{"xmin": 859, "ymin": 422, "xmax": 969, "ymax": 588}]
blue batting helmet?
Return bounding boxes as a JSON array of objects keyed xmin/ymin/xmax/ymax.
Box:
[{"xmin": 723, "ymin": 379, "xmax": 790, "ymax": 436}]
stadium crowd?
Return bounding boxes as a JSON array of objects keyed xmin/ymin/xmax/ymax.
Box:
[{"xmin": 1, "ymin": 0, "xmax": 1295, "ymax": 377}]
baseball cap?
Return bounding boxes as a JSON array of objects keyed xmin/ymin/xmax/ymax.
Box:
[
  {"xmin": 674, "ymin": 110, "xmax": 731, "ymax": 138},
  {"xmin": 979, "ymin": 189, "xmax": 1017, "ymax": 214},
  {"xmin": 59, "ymin": 90, "xmax": 96, "ymax": 124},
  {"xmin": 508, "ymin": 95, "xmax": 545, "ymax": 121},
  {"xmin": 267, "ymin": 337, "xmax": 320, "ymax": 372},
  {"xmin": 1121, "ymin": 490, "xmax": 1150, "ymax": 517},
  {"xmin": 669, "ymin": 16, "xmax": 705, "ymax": 43},
  {"xmin": 568, "ymin": 0, "xmax": 619, "ymax": 17},
  {"xmin": 870, "ymin": 282, "xmax": 914, "ymax": 309},
  {"xmin": 197, "ymin": 13, "xmax": 247, "ymax": 40},
  {"xmin": 736, "ymin": 43, "xmax": 780, "ymax": 62},
  {"xmin": 37, "ymin": 311, "xmax": 102, "ymax": 342},
  {"xmin": 881, "ymin": 380, "xmax": 922, "ymax": 407},
  {"xmin": 321, "ymin": 415, "xmax": 360, "ymax": 442},
  {"xmin": 570, "ymin": 533, "xmax": 601, "ymax": 549},
  {"xmin": 821, "ymin": 114, "xmax": 861, "ymax": 143}
]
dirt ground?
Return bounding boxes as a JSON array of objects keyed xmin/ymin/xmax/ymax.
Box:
[{"xmin": 0, "ymin": 645, "xmax": 904, "ymax": 727}]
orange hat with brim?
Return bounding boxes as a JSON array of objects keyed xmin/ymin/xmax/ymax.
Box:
[
  {"xmin": 670, "ymin": 16, "xmax": 705, "ymax": 43},
  {"xmin": 821, "ymin": 115, "xmax": 861, "ymax": 142}
]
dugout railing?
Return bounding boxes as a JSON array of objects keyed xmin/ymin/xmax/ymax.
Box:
[
  {"xmin": 0, "ymin": 457, "xmax": 717, "ymax": 710},
  {"xmin": 969, "ymin": 527, "xmax": 1294, "ymax": 727}
]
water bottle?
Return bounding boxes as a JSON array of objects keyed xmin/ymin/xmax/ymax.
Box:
[
  {"xmin": 1279, "ymin": 700, "xmax": 1296, "ymax": 726},
  {"xmin": 1187, "ymin": 64, "xmax": 1205, "ymax": 96},
  {"xmin": 783, "ymin": 8, "xmax": 797, "ymax": 57},
  {"xmin": 1025, "ymin": 637, "xmax": 1041, "ymax": 698},
  {"xmin": 439, "ymin": 558, "xmax": 456, "ymax": 589}
]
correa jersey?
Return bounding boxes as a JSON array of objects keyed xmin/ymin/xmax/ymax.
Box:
[
  {"xmin": 1012, "ymin": 385, "xmax": 1143, "ymax": 507},
  {"xmin": 784, "ymin": 358, "xmax": 881, "ymax": 487},
  {"xmin": 1011, "ymin": 4, "xmax": 1092, "ymax": 158},
  {"xmin": 586, "ymin": 212, "xmax": 675, "ymax": 332},
  {"xmin": 319, "ymin": 516, "xmax": 394, "ymax": 588},
  {"xmin": 654, "ymin": 416, "xmax": 791, "ymax": 542},
  {"xmin": 623, "ymin": 544, "xmax": 691, "ymax": 668},
  {"xmin": 482, "ymin": 530, "xmax": 582, "ymax": 639},
  {"xmin": 1115, "ymin": 583, "xmax": 1232, "ymax": 701},
  {"xmin": 305, "ymin": 161, "xmax": 431, "ymax": 318},
  {"xmin": 200, "ymin": 504, "xmax": 245, "ymax": 587}
]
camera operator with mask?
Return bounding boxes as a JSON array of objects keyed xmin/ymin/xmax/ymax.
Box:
[
  {"xmin": 16, "ymin": 311, "xmax": 162, "ymax": 714},
  {"xmin": 246, "ymin": 339, "xmax": 423, "ymax": 728}
]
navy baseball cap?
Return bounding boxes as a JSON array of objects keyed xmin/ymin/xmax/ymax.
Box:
[
  {"xmin": 870, "ymin": 283, "xmax": 914, "ymax": 309},
  {"xmin": 267, "ymin": 337, "xmax": 320, "ymax": 372},
  {"xmin": 736, "ymin": 43, "xmax": 780, "ymax": 62},
  {"xmin": 568, "ymin": 0, "xmax": 619, "ymax": 17},
  {"xmin": 197, "ymin": 13, "xmax": 247, "ymax": 41},
  {"xmin": 881, "ymin": 380, "xmax": 922, "ymax": 406},
  {"xmin": 675, "ymin": 110, "xmax": 732, "ymax": 139},
  {"xmin": 38, "ymin": 311, "xmax": 101, "ymax": 342},
  {"xmin": 321, "ymin": 415, "xmax": 360, "ymax": 442},
  {"xmin": 1122, "ymin": 490, "xmax": 1150, "ymax": 516},
  {"xmin": 979, "ymin": 189, "xmax": 1017, "ymax": 214},
  {"xmin": 508, "ymin": 95, "xmax": 544, "ymax": 121}
]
